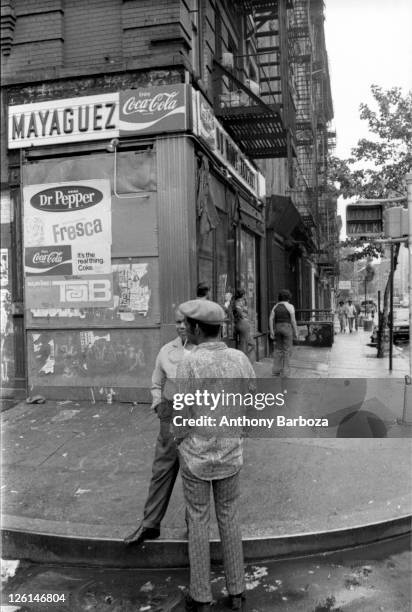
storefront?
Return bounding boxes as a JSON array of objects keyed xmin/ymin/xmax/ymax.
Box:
[
  {"xmin": 266, "ymin": 195, "xmax": 307, "ymax": 311},
  {"xmin": 5, "ymin": 77, "xmax": 266, "ymax": 401}
]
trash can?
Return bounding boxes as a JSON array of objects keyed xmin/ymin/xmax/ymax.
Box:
[{"xmin": 363, "ymin": 319, "xmax": 373, "ymax": 332}]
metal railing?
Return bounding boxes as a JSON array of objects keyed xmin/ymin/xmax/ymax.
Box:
[{"xmin": 295, "ymin": 309, "xmax": 334, "ymax": 323}]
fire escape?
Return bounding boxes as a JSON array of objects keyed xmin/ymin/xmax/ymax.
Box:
[
  {"xmin": 284, "ymin": 0, "xmax": 337, "ymax": 274},
  {"xmin": 311, "ymin": 0, "xmax": 337, "ymax": 276},
  {"xmin": 213, "ymin": 0, "xmax": 295, "ymax": 160},
  {"xmin": 287, "ymin": 0, "xmax": 317, "ymax": 233}
]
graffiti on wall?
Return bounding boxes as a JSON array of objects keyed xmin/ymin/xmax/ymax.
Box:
[{"xmin": 28, "ymin": 328, "xmax": 158, "ymax": 387}]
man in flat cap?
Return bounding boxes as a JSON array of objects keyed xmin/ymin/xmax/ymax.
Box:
[
  {"xmin": 124, "ymin": 307, "xmax": 193, "ymax": 545},
  {"xmin": 174, "ymin": 299, "xmax": 255, "ymax": 612}
]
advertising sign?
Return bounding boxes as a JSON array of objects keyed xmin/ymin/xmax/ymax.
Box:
[
  {"xmin": 192, "ymin": 90, "xmax": 264, "ymax": 199},
  {"xmin": 23, "ymin": 179, "xmax": 111, "ymax": 275},
  {"xmin": 193, "ymin": 91, "xmax": 216, "ymax": 149},
  {"xmin": 25, "ymin": 245, "xmax": 73, "ymax": 276},
  {"xmin": 8, "ymin": 93, "xmax": 119, "ymax": 149},
  {"xmin": 8, "ymin": 87, "xmax": 190, "ymax": 148},
  {"xmin": 25, "ymin": 274, "xmax": 113, "ymax": 308},
  {"xmin": 23, "ymin": 179, "xmax": 112, "ymax": 309},
  {"xmin": 119, "ymin": 85, "xmax": 188, "ymax": 136},
  {"xmin": 1, "ymin": 190, "xmax": 13, "ymax": 224},
  {"xmin": 24, "ymin": 244, "xmax": 109, "ymax": 276}
]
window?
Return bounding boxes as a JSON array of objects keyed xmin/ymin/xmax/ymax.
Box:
[{"xmin": 240, "ymin": 228, "xmax": 258, "ymax": 336}]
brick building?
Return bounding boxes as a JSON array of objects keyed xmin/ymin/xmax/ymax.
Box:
[{"xmin": 0, "ymin": 0, "xmax": 337, "ymax": 400}]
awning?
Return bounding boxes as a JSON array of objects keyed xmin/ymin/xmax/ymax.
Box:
[{"xmin": 266, "ymin": 195, "xmax": 301, "ymax": 237}]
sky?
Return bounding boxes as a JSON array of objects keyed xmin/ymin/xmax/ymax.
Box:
[{"xmin": 323, "ymin": 0, "xmax": 412, "ymax": 236}]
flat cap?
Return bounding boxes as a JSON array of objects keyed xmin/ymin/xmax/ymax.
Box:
[{"xmin": 179, "ymin": 299, "xmax": 226, "ymax": 324}]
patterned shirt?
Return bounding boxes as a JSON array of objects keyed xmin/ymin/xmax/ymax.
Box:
[{"xmin": 174, "ymin": 342, "xmax": 256, "ymax": 480}]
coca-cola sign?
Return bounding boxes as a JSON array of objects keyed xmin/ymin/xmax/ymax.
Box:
[
  {"xmin": 30, "ymin": 185, "xmax": 103, "ymax": 212},
  {"xmin": 119, "ymin": 85, "xmax": 188, "ymax": 135},
  {"xmin": 25, "ymin": 246, "xmax": 72, "ymax": 276}
]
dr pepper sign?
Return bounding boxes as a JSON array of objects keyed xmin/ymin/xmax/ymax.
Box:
[
  {"xmin": 8, "ymin": 85, "xmax": 189, "ymax": 148},
  {"xmin": 23, "ymin": 179, "xmax": 112, "ymax": 275}
]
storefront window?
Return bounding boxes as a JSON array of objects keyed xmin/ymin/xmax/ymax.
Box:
[
  {"xmin": 198, "ymin": 229, "xmax": 214, "ymax": 295},
  {"xmin": 197, "ymin": 208, "xmax": 236, "ymax": 339},
  {"xmin": 240, "ymin": 228, "xmax": 258, "ymax": 336},
  {"xmin": 215, "ymin": 211, "xmax": 235, "ymax": 339}
]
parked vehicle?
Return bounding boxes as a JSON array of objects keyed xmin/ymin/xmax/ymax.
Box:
[
  {"xmin": 392, "ymin": 306, "xmax": 409, "ymax": 342},
  {"xmin": 370, "ymin": 306, "xmax": 409, "ymax": 345}
]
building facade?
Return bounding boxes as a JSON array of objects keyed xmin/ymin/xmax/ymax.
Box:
[{"xmin": 1, "ymin": 0, "xmax": 337, "ymax": 399}]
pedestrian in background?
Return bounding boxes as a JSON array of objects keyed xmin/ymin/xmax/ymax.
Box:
[
  {"xmin": 345, "ymin": 299, "xmax": 357, "ymax": 333},
  {"xmin": 269, "ymin": 289, "xmax": 298, "ymax": 378},
  {"xmin": 124, "ymin": 308, "xmax": 193, "ymax": 545},
  {"xmin": 175, "ymin": 299, "xmax": 255, "ymax": 612},
  {"xmin": 354, "ymin": 302, "xmax": 361, "ymax": 330},
  {"xmin": 196, "ymin": 282, "xmax": 210, "ymax": 300},
  {"xmin": 336, "ymin": 301, "xmax": 347, "ymax": 333},
  {"xmin": 232, "ymin": 288, "xmax": 254, "ymax": 359}
]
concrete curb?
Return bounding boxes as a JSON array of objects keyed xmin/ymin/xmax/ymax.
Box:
[{"xmin": 2, "ymin": 514, "xmax": 411, "ymax": 568}]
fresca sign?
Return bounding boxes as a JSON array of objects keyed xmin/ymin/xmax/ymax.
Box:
[{"xmin": 8, "ymin": 85, "xmax": 189, "ymax": 148}]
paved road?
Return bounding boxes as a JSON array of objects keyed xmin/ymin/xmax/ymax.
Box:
[{"xmin": 1, "ymin": 536, "xmax": 410, "ymax": 611}]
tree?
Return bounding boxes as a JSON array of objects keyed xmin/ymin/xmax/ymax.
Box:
[
  {"xmin": 329, "ymin": 85, "xmax": 412, "ymax": 200},
  {"xmin": 329, "ymin": 85, "xmax": 411, "ymax": 355}
]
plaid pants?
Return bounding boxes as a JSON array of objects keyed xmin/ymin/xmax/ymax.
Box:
[{"xmin": 181, "ymin": 465, "xmax": 244, "ymax": 602}]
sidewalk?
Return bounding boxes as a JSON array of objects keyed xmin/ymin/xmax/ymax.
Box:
[
  {"xmin": 256, "ymin": 326, "xmax": 410, "ymax": 378},
  {"xmin": 1, "ymin": 330, "xmax": 411, "ymax": 566}
]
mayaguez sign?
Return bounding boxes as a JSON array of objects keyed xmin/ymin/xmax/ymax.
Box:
[
  {"xmin": 8, "ymin": 86, "xmax": 189, "ymax": 148},
  {"xmin": 9, "ymin": 85, "xmax": 264, "ymax": 199}
]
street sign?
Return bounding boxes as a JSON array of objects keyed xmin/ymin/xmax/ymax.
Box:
[
  {"xmin": 346, "ymin": 202, "xmax": 383, "ymax": 236},
  {"xmin": 338, "ymin": 280, "xmax": 352, "ymax": 289}
]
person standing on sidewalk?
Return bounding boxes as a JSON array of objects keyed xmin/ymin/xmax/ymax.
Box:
[
  {"xmin": 269, "ymin": 289, "xmax": 298, "ymax": 377},
  {"xmin": 354, "ymin": 301, "xmax": 361, "ymax": 331},
  {"xmin": 174, "ymin": 299, "xmax": 255, "ymax": 612},
  {"xmin": 232, "ymin": 288, "xmax": 254, "ymax": 359},
  {"xmin": 124, "ymin": 308, "xmax": 193, "ymax": 545},
  {"xmin": 345, "ymin": 300, "xmax": 357, "ymax": 333},
  {"xmin": 336, "ymin": 301, "xmax": 347, "ymax": 333}
]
